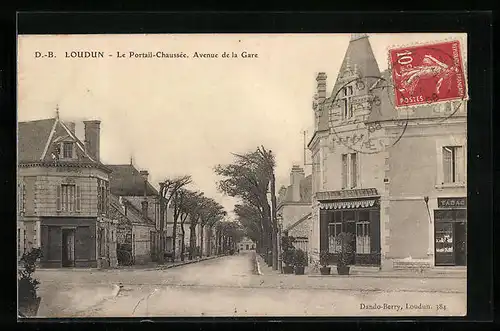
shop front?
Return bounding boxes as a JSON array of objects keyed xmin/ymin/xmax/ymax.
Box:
[
  {"xmin": 434, "ymin": 197, "xmax": 467, "ymax": 266},
  {"xmin": 40, "ymin": 217, "xmax": 97, "ymax": 268},
  {"xmin": 318, "ymin": 189, "xmax": 381, "ymax": 266}
]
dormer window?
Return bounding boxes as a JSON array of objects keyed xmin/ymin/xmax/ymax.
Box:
[
  {"xmin": 62, "ymin": 142, "xmax": 74, "ymax": 158},
  {"xmin": 341, "ymin": 85, "xmax": 354, "ymax": 119}
]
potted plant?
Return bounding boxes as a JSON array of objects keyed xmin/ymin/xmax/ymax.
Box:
[
  {"xmin": 293, "ymin": 249, "xmax": 307, "ymax": 275},
  {"xmin": 319, "ymin": 250, "xmax": 331, "ymax": 275},
  {"xmin": 336, "ymin": 232, "xmax": 355, "ymax": 275},
  {"xmin": 18, "ymin": 247, "xmax": 43, "ymax": 317},
  {"xmin": 281, "ymin": 236, "xmax": 295, "ymax": 274}
]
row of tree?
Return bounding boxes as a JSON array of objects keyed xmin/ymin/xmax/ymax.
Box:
[
  {"xmin": 214, "ymin": 145, "xmax": 280, "ymax": 270},
  {"xmin": 156, "ymin": 175, "xmax": 242, "ymax": 263}
]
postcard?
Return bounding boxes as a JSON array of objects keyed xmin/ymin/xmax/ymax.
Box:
[{"xmin": 17, "ymin": 33, "xmax": 467, "ymax": 318}]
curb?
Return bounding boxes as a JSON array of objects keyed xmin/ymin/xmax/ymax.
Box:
[
  {"xmin": 253, "ymin": 253, "xmax": 262, "ymax": 275},
  {"xmin": 154, "ymin": 255, "xmax": 222, "ymax": 271}
]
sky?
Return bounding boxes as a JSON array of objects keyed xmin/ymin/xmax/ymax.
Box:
[{"xmin": 17, "ymin": 33, "xmax": 465, "ymax": 216}]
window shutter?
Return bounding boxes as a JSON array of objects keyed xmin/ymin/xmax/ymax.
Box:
[
  {"xmin": 456, "ymin": 146, "xmax": 465, "ymax": 182},
  {"xmin": 342, "ymin": 154, "xmax": 348, "ymax": 189},
  {"xmin": 76, "ymin": 185, "xmax": 81, "ymax": 211},
  {"xmin": 369, "ymin": 210, "xmax": 380, "ymax": 254},
  {"xmin": 56, "ymin": 185, "xmax": 61, "ymax": 211},
  {"xmin": 21, "ymin": 183, "xmax": 26, "ymax": 212},
  {"xmin": 319, "ymin": 209, "xmax": 329, "ymax": 253},
  {"xmin": 442, "ymin": 147, "xmax": 452, "ymax": 183}
]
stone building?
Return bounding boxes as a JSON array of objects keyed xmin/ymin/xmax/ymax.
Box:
[
  {"xmin": 307, "ymin": 34, "xmax": 467, "ymax": 270},
  {"xmin": 237, "ymin": 237, "xmax": 255, "ymax": 251},
  {"xmin": 18, "ymin": 113, "xmax": 117, "ymax": 268},
  {"xmin": 277, "ymin": 165, "xmax": 313, "ymax": 255}
]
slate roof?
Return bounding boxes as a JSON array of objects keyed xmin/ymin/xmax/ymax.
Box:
[
  {"xmin": 285, "ymin": 212, "xmax": 312, "ymax": 235},
  {"xmin": 18, "ymin": 118, "xmax": 55, "ymax": 162},
  {"xmin": 107, "ymin": 164, "xmax": 159, "ymax": 196},
  {"xmin": 317, "ymin": 35, "xmax": 382, "ymax": 132},
  {"xmin": 18, "ymin": 116, "xmax": 100, "ymax": 166}
]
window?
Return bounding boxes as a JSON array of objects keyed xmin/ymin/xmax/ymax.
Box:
[
  {"xmin": 56, "ymin": 184, "xmax": 81, "ymax": 212},
  {"xmin": 356, "ymin": 211, "xmax": 371, "ymax": 254},
  {"xmin": 342, "ymin": 153, "xmax": 358, "ymax": 189},
  {"xmin": 328, "ymin": 213, "xmax": 342, "ymax": 253},
  {"xmin": 341, "ymin": 85, "xmax": 354, "ymax": 119},
  {"xmin": 443, "ymin": 146, "xmax": 464, "ymax": 183},
  {"xmin": 97, "ymin": 179, "xmax": 109, "ymax": 215},
  {"xmin": 62, "ymin": 142, "xmax": 74, "ymax": 158}
]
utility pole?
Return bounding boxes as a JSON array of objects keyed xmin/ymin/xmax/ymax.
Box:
[{"xmin": 158, "ymin": 182, "xmax": 165, "ymax": 264}]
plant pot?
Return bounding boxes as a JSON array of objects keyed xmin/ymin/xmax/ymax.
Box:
[
  {"xmin": 18, "ymin": 297, "xmax": 41, "ymax": 317},
  {"xmin": 282, "ymin": 265, "xmax": 294, "ymax": 274},
  {"xmin": 294, "ymin": 266, "xmax": 305, "ymax": 275},
  {"xmin": 320, "ymin": 266, "xmax": 331, "ymax": 275},
  {"xmin": 337, "ymin": 265, "xmax": 350, "ymax": 275}
]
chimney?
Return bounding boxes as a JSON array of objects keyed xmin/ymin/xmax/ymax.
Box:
[
  {"xmin": 142, "ymin": 200, "xmax": 149, "ymax": 219},
  {"xmin": 290, "ymin": 165, "xmax": 305, "ymax": 202},
  {"xmin": 66, "ymin": 122, "xmax": 76, "ymax": 135},
  {"xmin": 316, "ymin": 72, "xmax": 327, "ymax": 103},
  {"xmin": 83, "ymin": 120, "xmax": 101, "ymax": 162}
]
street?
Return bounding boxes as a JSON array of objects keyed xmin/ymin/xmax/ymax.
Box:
[{"xmin": 35, "ymin": 252, "xmax": 466, "ymax": 317}]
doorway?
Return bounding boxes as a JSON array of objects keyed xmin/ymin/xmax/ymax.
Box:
[
  {"xmin": 62, "ymin": 228, "xmax": 75, "ymax": 267},
  {"xmin": 454, "ymin": 221, "xmax": 467, "ymax": 266}
]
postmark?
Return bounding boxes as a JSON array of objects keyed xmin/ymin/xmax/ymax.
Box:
[
  {"xmin": 389, "ymin": 40, "xmax": 468, "ymax": 108},
  {"xmin": 328, "ymin": 75, "xmax": 409, "ymax": 155}
]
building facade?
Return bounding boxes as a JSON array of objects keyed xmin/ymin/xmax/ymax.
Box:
[
  {"xmin": 18, "ymin": 115, "xmax": 117, "ymax": 268},
  {"xmin": 237, "ymin": 237, "xmax": 255, "ymax": 251},
  {"xmin": 308, "ymin": 34, "xmax": 467, "ymax": 269}
]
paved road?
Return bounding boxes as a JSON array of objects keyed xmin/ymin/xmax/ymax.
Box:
[{"xmin": 36, "ymin": 253, "xmax": 466, "ymax": 317}]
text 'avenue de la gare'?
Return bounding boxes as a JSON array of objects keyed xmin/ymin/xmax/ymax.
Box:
[{"xmin": 34, "ymin": 50, "xmax": 260, "ymax": 59}]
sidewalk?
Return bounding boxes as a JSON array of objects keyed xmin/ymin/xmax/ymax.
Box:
[
  {"xmin": 253, "ymin": 256, "xmax": 466, "ymax": 293},
  {"xmin": 36, "ymin": 254, "xmax": 224, "ymax": 272},
  {"xmin": 256, "ymin": 255, "xmax": 466, "ymax": 279}
]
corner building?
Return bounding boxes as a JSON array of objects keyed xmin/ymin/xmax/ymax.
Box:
[{"xmin": 308, "ymin": 34, "xmax": 467, "ymax": 270}]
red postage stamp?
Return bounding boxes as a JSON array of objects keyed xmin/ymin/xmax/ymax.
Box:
[{"xmin": 389, "ymin": 40, "xmax": 468, "ymax": 108}]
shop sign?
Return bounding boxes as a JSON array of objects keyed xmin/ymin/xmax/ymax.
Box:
[{"xmin": 437, "ymin": 197, "xmax": 466, "ymax": 208}]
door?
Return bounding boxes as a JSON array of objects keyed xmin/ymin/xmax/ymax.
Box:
[
  {"xmin": 344, "ymin": 221, "xmax": 356, "ymax": 265},
  {"xmin": 62, "ymin": 229, "xmax": 75, "ymax": 267},
  {"xmin": 454, "ymin": 221, "xmax": 467, "ymax": 266}
]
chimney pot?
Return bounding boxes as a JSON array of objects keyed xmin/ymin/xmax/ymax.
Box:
[{"xmin": 290, "ymin": 165, "xmax": 305, "ymax": 202}]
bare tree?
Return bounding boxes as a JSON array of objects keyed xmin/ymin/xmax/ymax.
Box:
[{"xmin": 158, "ymin": 175, "xmax": 192, "ymax": 264}]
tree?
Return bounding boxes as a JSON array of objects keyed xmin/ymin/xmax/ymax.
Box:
[
  {"xmin": 185, "ymin": 192, "xmax": 210, "ymax": 260},
  {"xmin": 199, "ymin": 198, "xmax": 226, "ymax": 257},
  {"xmin": 158, "ymin": 175, "xmax": 192, "ymax": 264},
  {"xmin": 234, "ymin": 202, "xmax": 263, "ymax": 249},
  {"xmin": 177, "ymin": 190, "xmax": 204, "ymax": 261},
  {"xmin": 214, "ymin": 145, "xmax": 278, "ymax": 269}
]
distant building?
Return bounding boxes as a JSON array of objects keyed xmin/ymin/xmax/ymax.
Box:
[
  {"xmin": 308, "ymin": 34, "xmax": 467, "ymax": 269},
  {"xmin": 237, "ymin": 237, "xmax": 255, "ymax": 251},
  {"xmin": 18, "ymin": 114, "xmax": 116, "ymax": 268}
]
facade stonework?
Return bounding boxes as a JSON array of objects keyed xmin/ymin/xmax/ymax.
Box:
[{"xmin": 307, "ymin": 35, "xmax": 467, "ymax": 269}]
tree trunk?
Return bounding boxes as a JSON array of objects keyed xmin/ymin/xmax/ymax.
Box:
[
  {"xmin": 172, "ymin": 217, "xmax": 178, "ymax": 263},
  {"xmin": 206, "ymin": 226, "xmax": 211, "ymax": 257},
  {"xmin": 200, "ymin": 225, "xmax": 205, "ymax": 258},
  {"xmin": 189, "ymin": 223, "xmax": 196, "ymax": 260},
  {"xmin": 158, "ymin": 194, "xmax": 165, "ymax": 264},
  {"xmin": 270, "ymin": 173, "xmax": 278, "ymax": 270},
  {"xmin": 180, "ymin": 222, "xmax": 185, "ymax": 262}
]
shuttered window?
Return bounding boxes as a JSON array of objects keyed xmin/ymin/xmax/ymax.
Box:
[
  {"xmin": 57, "ymin": 184, "xmax": 81, "ymax": 212},
  {"xmin": 443, "ymin": 146, "xmax": 464, "ymax": 183},
  {"xmin": 342, "ymin": 154, "xmax": 348, "ymax": 189}
]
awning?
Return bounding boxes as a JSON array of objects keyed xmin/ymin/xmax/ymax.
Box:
[{"xmin": 320, "ymin": 199, "xmax": 376, "ymax": 210}]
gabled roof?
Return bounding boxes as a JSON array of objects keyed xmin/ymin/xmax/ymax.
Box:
[
  {"xmin": 316, "ymin": 34, "xmax": 382, "ymax": 132},
  {"xmin": 285, "ymin": 212, "xmax": 312, "ymax": 232},
  {"xmin": 107, "ymin": 164, "xmax": 159, "ymax": 196},
  {"xmin": 18, "ymin": 116, "xmax": 97, "ymax": 164}
]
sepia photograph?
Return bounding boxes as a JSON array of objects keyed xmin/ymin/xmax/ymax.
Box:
[{"xmin": 17, "ymin": 32, "xmax": 467, "ymax": 318}]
